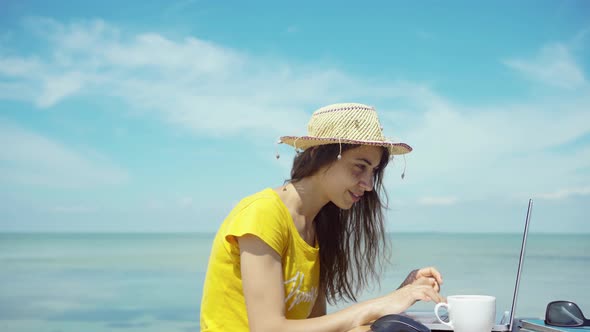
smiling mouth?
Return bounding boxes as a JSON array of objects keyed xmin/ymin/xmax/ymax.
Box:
[{"xmin": 349, "ymin": 191, "xmax": 363, "ymax": 202}]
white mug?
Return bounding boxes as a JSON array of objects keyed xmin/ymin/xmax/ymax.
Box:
[{"xmin": 434, "ymin": 295, "xmax": 496, "ymax": 332}]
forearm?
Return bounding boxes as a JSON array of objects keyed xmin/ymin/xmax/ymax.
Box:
[
  {"xmin": 254, "ymin": 296, "xmax": 388, "ymax": 332},
  {"xmin": 239, "ymin": 236, "xmax": 415, "ymax": 332}
]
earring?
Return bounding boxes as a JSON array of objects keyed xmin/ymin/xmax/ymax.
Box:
[
  {"xmin": 401, "ymin": 155, "xmax": 407, "ymax": 179},
  {"xmin": 275, "ymin": 139, "xmax": 281, "ymax": 159}
]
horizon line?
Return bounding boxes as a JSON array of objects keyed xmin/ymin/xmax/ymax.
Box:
[{"xmin": 1, "ymin": 230, "xmax": 588, "ymax": 235}]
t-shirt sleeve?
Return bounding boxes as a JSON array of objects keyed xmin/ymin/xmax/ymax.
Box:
[{"xmin": 224, "ymin": 197, "xmax": 289, "ymax": 256}]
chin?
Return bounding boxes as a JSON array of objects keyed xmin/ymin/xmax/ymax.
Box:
[{"xmin": 333, "ymin": 201, "xmax": 354, "ymax": 210}]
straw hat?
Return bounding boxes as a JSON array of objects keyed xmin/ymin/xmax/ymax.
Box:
[{"xmin": 279, "ymin": 103, "xmax": 412, "ymax": 155}]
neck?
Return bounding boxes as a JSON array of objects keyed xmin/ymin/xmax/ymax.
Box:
[
  {"xmin": 282, "ymin": 178, "xmax": 328, "ymax": 221},
  {"xmin": 275, "ymin": 178, "xmax": 328, "ymax": 244}
]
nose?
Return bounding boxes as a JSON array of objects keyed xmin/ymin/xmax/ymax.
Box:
[{"xmin": 359, "ymin": 173, "xmax": 374, "ymax": 192}]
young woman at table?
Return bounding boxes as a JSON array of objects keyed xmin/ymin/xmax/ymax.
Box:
[{"xmin": 200, "ymin": 103, "xmax": 444, "ymax": 332}]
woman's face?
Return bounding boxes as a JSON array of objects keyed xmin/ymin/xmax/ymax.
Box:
[{"xmin": 318, "ymin": 145, "xmax": 384, "ymax": 210}]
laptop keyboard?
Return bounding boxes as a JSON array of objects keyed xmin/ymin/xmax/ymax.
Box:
[{"xmin": 410, "ymin": 313, "xmax": 449, "ymax": 324}]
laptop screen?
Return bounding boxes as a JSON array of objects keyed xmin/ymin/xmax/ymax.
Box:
[{"xmin": 507, "ymin": 199, "xmax": 533, "ymax": 330}]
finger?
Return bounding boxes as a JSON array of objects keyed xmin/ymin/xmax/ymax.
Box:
[
  {"xmin": 410, "ymin": 285, "xmax": 443, "ymax": 304},
  {"xmin": 423, "ymin": 286, "xmax": 444, "ymax": 303},
  {"xmin": 429, "ymin": 277, "xmax": 440, "ymax": 292},
  {"xmin": 415, "ymin": 276, "xmax": 441, "ymax": 292},
  {"xmin": 414, "ymin": 276, "xmax": 439, "ymax": 292},
  {"xmin": 413, "ymin": 276, "xmax": 433, "ymax": 287},
  {"xmin": 419, "ymin": 266, "xmax": 443, "ymax": 285},
  {"xmin": 432, "ymin": 268, "xmax": 443, "ymax": 285},
  {"xmin": 413, "ymin": 276, "xmax": 427, "ymax": 284}
]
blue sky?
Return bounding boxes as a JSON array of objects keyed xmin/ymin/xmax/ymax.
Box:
[{"xmin": 0, "ymin": 0, "xmax": 589, "ymax": 233}]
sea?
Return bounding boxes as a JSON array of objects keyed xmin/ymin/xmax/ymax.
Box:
[{"xmin": 0, "ymin": 232, "xmax": 589, "ymax": 332}]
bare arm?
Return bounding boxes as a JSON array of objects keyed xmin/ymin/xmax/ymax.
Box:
[
  {"xmin": 308, "ymin": 286, "xmax": 326, "ymax": 318},
  {"xmin": 239, "ymin": 234, "xmax": 444, "ymax": 332}
]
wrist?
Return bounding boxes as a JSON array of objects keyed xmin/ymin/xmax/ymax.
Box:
[
  {"xmin": 364, "ymin": 295, "xmax": 393, "ymax": 323},
  {"xmin": 352, "ymin": 296, "xmax": 386, "ymax": 326}
]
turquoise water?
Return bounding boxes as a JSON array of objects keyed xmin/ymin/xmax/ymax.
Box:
[{"xmin": 0, "ymin": 232, "xmax": 588, "ymax": 331}]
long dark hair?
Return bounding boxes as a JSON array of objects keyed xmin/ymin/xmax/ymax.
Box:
[{"xmin": 289, "ymin": 143, "xmax": 391, "ymax": 304}]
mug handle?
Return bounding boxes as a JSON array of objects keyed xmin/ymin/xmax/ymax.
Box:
[{"xmin": 434, "ymin": 302, "xmax": 453, "ymax": 329}]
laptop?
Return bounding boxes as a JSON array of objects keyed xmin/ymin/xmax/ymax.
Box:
[{"xmin": 405, "ymin": 199, "xmax": 534, "ymax": 332}]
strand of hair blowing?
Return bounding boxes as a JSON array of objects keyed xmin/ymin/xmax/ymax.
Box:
[{"xmin": 289, "ymin": 144, "xmax": 391, "ymax": 305}]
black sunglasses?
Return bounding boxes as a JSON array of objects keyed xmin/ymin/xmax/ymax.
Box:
[{"xmin": 545, "ymin": 301, "xmax": 590, "ymax": 327}]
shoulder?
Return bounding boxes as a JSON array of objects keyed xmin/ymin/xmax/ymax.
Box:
[
  {"xmin": 234, "ymin": 188, "xmax": 288, "ymax": 218},
  {"xmin": 223, "ymin": 188, "xmax": 292, "ymax": 255}
]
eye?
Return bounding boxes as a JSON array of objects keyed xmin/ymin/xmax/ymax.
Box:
[{"xmin": 355, "ymin": 164, "xmax": 366, "ymax": 172}]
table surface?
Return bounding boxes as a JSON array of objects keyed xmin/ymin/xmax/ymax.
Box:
[
  {"xmin": 346, "ymin": 319, "xmax": 529, "ymax": 332},
  {"xmin": 347, "ymin": 328, "xmax": 526, "ymax": 332}
]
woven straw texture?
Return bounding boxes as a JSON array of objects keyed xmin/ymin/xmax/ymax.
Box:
[{"xmin": 280, "ymin": 103, "xmax": 412, "ymax": 155}]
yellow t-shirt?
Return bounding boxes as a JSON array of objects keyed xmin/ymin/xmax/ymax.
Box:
[{"xmin": 200, "ymin": 188, "xmax": 321, "ymax": 331}]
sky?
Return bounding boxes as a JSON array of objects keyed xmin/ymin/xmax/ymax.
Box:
[{"xmin": 0, "ymin": 0, "xmax": 589, "ymax": 233}]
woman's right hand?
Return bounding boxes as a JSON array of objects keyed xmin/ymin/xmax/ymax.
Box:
[{"xmin": 377, "ymin": 277, "xmax": 445, "ymax": 316}]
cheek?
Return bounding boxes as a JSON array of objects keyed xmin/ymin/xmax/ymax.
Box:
[
  {"xmin": 350, "ymin": 168, "xmax": 363, "ymax": 181},
  {"xmin": 325, "ymin": 167, "xmax": 356, "ymax": 189}
]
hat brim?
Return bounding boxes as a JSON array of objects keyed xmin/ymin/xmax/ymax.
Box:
[{"xmin": 279, "ymin": 136, "xmax": 412, "ymax": 155}]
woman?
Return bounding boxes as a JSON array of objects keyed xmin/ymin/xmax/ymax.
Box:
[{"xmin": 200, "ymin": 103, "xmax": 444, "ymax": 332}]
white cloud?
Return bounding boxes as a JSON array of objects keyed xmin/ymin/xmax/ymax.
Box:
[
  {"xmin": 503, "ymin": 43, "xmax": 587, "ymax": 89},
  {"xmin": 0, "ymin": 120, "xmax": 128, "ymax": 188},
  {"xmin": 533, "ymin": 186, "xmax": 590, "ymax": 200},
  {"xmin": 0, "ymin": 18, "xmax": 363, "ymax": 137},
  {"xmin": 0, "ymin": 56, "xmax": 43, "ymax": 76},
  {"xmin": 382, "ymin": 74, "xmax": 590, "ymax": 204},
  {"xmin": 37, "ymin": 71, "xmax": 84, "ymax": 107},
  {"xmin": 379, "ymin": 38, "xmax": 590, "ymax": 201},
  {"xmin": 1, "ymin": 18, "xmax": 589, "ymax": 206}
]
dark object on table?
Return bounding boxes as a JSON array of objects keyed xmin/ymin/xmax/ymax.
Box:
[
  {"xmin": 370, "ymin": 314, "xmax": 431, "ymax": 332},
  {"xmin": 545, "ymin": 300, "xmax": 590, "ymax": 328}
]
